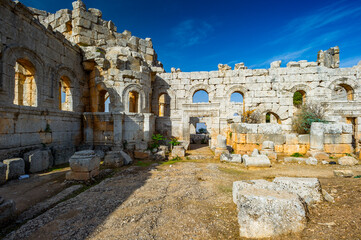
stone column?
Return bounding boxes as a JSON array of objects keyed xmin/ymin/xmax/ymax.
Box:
[
  {"xmin": 310, "ymin": 122, "xmax": 324, "ymax": 150},
  {"xmin": 215, "ymin": 135, "xmax": 229, "ymax": 156},
  {"xmin": 83, "ymin": 113, "xmax": 94, "ymax": 145},
  {"xmin": 113, "ymin": 113, "xmax": 123, "ymax": 146},
  {"xmin": 143, "ymin": 113, "xmax": 154, "ymax": 142}
]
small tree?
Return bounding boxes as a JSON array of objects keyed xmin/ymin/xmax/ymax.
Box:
[
  {"xmin": 292, "ymin": 103, "xmax": 327, "ymax": 134},
  {"xmin": 197, "ymin": 128, "xmax": 207, "ymax": 134},
  {"xmin": 150, "ymin": 133, "xmax": 166, "ymax": 150}
]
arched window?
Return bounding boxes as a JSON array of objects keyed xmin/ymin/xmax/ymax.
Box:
[
  {"xmin": 129, "ymin": 91, "xmax": 139, "ymax": 113},
  {"xmin": 230, "ymin": 92, "xmax": 244, "ymax": 103},
  {"xmin": 193, "ymin": 90, "xmax": 209, "ymax": 103},
  {"xmin": 266, "ymin": 112, "xmax": 281, "ymax": 124},
  {"xmin": 339, "ymin": 84, "xmax": 354, "ymax": 101},
  {"xmin": 293, "ymin": 90, "xmax": 306, "ymax": 107},
  {"xmin": 14, "ymin": 59, "xmax": 37, "ymax": 107},
  {"xmin": 158, "ymin": 93, "xmax": 169, "ymax": 117},
  {"xmin": 59, "ymin": 76, "xmax": 73, "ymax": 111},
  {"xmin": 98, "ymin": 89, "xmax": 110, "ymax": 112}
]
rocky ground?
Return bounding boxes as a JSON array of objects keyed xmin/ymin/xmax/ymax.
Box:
[{"xmin": 1, "ymin": 145, "xmax": 361, "ymax": 240}]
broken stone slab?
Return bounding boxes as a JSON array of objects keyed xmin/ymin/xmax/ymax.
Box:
[
  {"xmin": 103, "ymin": 151, "xmax": 124, "ymax": 168},
  {"xmin": 322, "ymin": 189, "xmax": 335, "ymax": 202},
  {"xmin": 171, "ymin": 146, "xmax": 185, "ymax": 157},
  {"xmin": 233, "ymin": 181, "xmax": 307, "ymax": 238},
  {"xmin": 3, "ymin": 158, "xmax": 25, "ymax": 180},
  {"xmin": 0, "ymin": 198, "xmax": 15, "ymax": 226},
  {"xmin": 338, "ymin": 156, "xmax": 358, "ymax": 166},
  {"xmin": 273, "ymin": 177, "xmax": 323, "ymax": 205},
  {"xmin": 283, "ymin": 157, "xmax": 307, "ymax": 164},
  {"xmin": 270, "ymin": 60, "xmax": 282, "ymax": 68},
  {"xmin": 68, "ymin": 150, "xmax": 100, "ymax": 172},
  {"xmin": 243, "ymin": 155, "xmax": 271, "ymax": 167},
  {"xmin": 260, "ymin": 150, "xmax": 277, "ymax": 161},
  {"xmin": 17, "ymin": 185, "xmax": 83, "ymax": 223},
  {"xmin": 333, "ymin": 170, "xmax": 353, "ymax": 178},
  {"xmin": 0, "ymin": 162, "xmax": 6, "ymax": 185},
  {"xmin": 120, "ymin": 151, "xmax": 133, "ymax": 165},
  {"xmin": 306, "ymin": 157, "xmax": 318, "ymax": 165},
  {"xmin": 220, "ymin": 154, "xmax": 242, "ymax": 163},
  {"xmin": 251, "ymin": 148, "xmax": 259, "ymax": 157},
  {"xmin": 23, "ymin": 149, "xmax": 53, "ymax": 173}
]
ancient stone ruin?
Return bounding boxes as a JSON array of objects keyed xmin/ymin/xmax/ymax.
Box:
[{"xmin": 0, "ymin": 0, "xmax": 361, "ymax": 237}]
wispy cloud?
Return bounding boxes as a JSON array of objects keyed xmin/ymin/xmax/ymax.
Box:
[
  {"xmin": 168, "ymin": 19, "xmax": 214, "ymax": 48},
  {"xmin": 249, "ymin": 47, "xmax": 312, "ymax": 68},
  {"xmin": 270, "ymin": 1, "xmax": 361, "ymax": 45},
  {"xmin": 340, "ymin": 56, "xmax": 361, "ymax": 68}
]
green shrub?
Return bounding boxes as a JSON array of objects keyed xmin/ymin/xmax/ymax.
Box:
[
  {"xmin": 291, "ymin": 152, "xmax": 303, "ymax": 157},
  {"xmin": 169, "ymin": 138, "xmax": 180, "ymax": 147},
  {"xmin": 293, "ymin": 91, "xmax": 303, "ymax": 106},
  {"xmin": 292, "ymin": 103, "xmax": 327, "ymax": 134},
  {"xmin": 150, "ymin": 134, "xmax": 165, "ymax": 149}
]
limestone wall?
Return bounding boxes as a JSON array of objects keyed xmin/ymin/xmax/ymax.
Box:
[
  {"xmin": 0, "ymin": 0, "xmax": 87, "ymax": 162},
  {"xmin": 227, "ymin": 122, "xmax": 353, "ymax": 157},
  {"xmin": 153, "ymin": 56, "xmax": 361, "ymax": 149}
]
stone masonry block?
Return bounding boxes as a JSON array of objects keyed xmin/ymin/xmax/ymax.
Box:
[{"xmin": 3, "ymin": 158, "xmax": 25, "ymax": 180}]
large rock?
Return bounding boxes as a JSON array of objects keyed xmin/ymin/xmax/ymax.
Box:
[
  {"xmin": 243, "ymin": 155, "xmax": 271, "ymax": 167},
  {"xmin": 0, "ymin": 197, "xmax": 15, "ymax": 225},
  {"xmin": 23, "ymin": 149, "xmax": 53, "ymax": 173},
  {"xmin": 66, "ymin": 150, "xmax": 100, "ymax": 181},
  {"xmin": 103, "ymin": 151, "xmax": 124, "ymax": 168},
  {"xmin": 220, "ymin": 154, "xmax": 242, "ymax": 163},
  {"xmin": 0, "ymin": 162, "xmax": 6, "ymax": 185},
  {"xmin": 251, "ymin": 148, "xmax": 259, "ymax": 157},
  {"xmin": 3, "ymin": 158, "xmax": 25, "ymax": 180},
  {"xmin": 120, "ymin": 151, "xmax": 133, "ymax": 165},
  {"xmin": 172, "ymin": 146, "xmax": 185, "ymax": 157},
  {"xmin": 233, "ymin": 181, "xmax": 307, "ymax": 238},
  {"xmin": 306, "ymin": 157, "xmax": 318, "ymax": 165},
  {"xmin": 334, "ymin": 170, "xmax": 353, "ymax": 178},
  {"xmin": 338, "ymin": 156, "xmax": 358, "ymax": 166},
  {"xmin": 68, "ymin": 150, "xmax": 100, "ymax": 172},
  {"xmin": 273, "ymin": 177, "xmax": 323, "ymax": 205}
]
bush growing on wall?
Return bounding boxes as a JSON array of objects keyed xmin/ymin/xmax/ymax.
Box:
[
  {"xmin": 242, "ymin": 109, "xmax": 261, "ymax": 123},
  {"xmin": 292, "ymin": 103, "xmax": 327, "ymax": 134}
]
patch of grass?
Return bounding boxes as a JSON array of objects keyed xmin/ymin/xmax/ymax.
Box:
[
  {"xmin": 135, "ymin": 161, "xmax": 153, "ymax": 167},
  {"xmin": 345, "ymin": 153, "xmax": 352, "ymax": 157},
  {"xmin": 161, "ymin": 156, "xmax": 182, "ymax": 165},
  {"xmin": 48, "ymin": 163, "xmax": 69, "ymax": 172},
  {"xmin": 290, "ymin": 152, "xmax": 304, "ymax": 157}
]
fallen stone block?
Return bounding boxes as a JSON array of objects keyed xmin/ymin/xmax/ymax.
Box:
[
  {"xmin": 338, "ymin": 156, "xmax": 358, "ymax": 166},
  {"xmin": 260, "ymin": 150, "xmax": 277, "ymax": 161},
  {"xmin": 284, "ymin": 157, "xmax": 307, "ymax": 164},
  {"xmin": 66, "ymin": 150, "xmax": 100, "ymax": 181},
  {"xmin": 333, "ymin": 170, "xmax": 353, "ymax": 178},
  {"xmin": 0, "ymin": 198, "xmax": 15, "ymax": 225},
  {"xmin": 172, "ymin": 146, "xmax": 185, "ymax": 157},
  {"xmin": 273, "ymin": 177, "xmax": 323, "ymax": 205},
  {"xmin": 103, "ymin": 151, "xmax": 124, "ymax": 168},
  {"xmin": 0, "ymin": 162, "xmax": 6, "ymax": 185},
  {"xmin": 220, "ymin": 154, "xmax": 242, "ymax": 163},
  {"xmin": 233, "ymin": 181, "xmax": 307, "ymax": 238},
  {"xmin": 310, "ymin": 151, "xmax": 329, "ymax": 161},
  {"xmin": 153, "ymin": 151, "xmax": 166, "ymax": 161},
  {"xmin": 3, "ymin": 158, "xmax": 25, "ymax": 180},
  {"xmin": 322, "ymin": 189, "xmax": 334, "ymax": 202},
  {"xmin": 251, "ymin": 148, "xmax": 259, "ymax": 157},
  {"xmin": 120, "ymin": 151, "xmax": 133, "ymax": 165},
  {"xmin": 23, "ymin": 149, "xmax": 53, "ymax": 173},
  {"xmin": 306, "ymin": 157, "xmax": 318, "ymax": 165},
  {"xmin": 243, "ymin": 155, "xmax": 271, "ymax": 167}
]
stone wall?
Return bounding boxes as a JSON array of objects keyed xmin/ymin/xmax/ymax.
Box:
[
  {"xmin": 0, "ymin": 0, "xmax": 87, "ymax": 163},
  {"xmin": 227, "ymin": 122, "xmax": 353, "ymax": 157},
  {"xmin": 153, "ymin": 53, "xmax": 361, "ymax": 150}
]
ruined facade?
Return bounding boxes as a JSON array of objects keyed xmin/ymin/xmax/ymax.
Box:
[{"xmin": 1, "ymin": 0, "xmax": 361, "ymax": 163}]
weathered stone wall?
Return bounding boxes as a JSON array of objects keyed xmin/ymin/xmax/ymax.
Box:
[
  {"xmin": 0, "ymin": 0, "xmax": 87, "ymax": 163},
  {"xmin": 153, "ymin": 56, "xmax": 361, "ymax": 150},
  {"xmin": 227, "ymin": 122, "xmax": 353, "ymax": 157}
]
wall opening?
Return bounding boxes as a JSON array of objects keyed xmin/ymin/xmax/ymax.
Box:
[
  {"xmin": 129, "ymin": 91, "xmax": 139, "ymax": 113},
  {"xmin": 293, "ymin": 90, "xmax": 306, "ymax": 107},
  {"xmin": 230, "ymin": 92, "xmax": 244, "ymax": 103},
  {"xmin": 340, "ymin": 84, "xmax": 354, "ymax": 101},
  {"xmin": 196, "ymin": 122, "xmax": 208, "ymax": 134},
  {"xmin": 59, "ymin": 76, "xmax": 73, "ymax": 111},
  {"xmin": 346, "ymin": 117, "xmax": 357, "ymax": 149},
  {"xmin": 98, "ymin": 89, "xmax": 110, "ymax": 112},
  {"xmin": 266, "ymin": 112, "xmax": 281, "ymax": 124},
  {"xmin": 158, "ymin": 93, "xmax": 169, "ymax": 117},
  {"xmin": 193, "ymin": 90, "xmax": 209, "ymax": 103},
  {"xmin": 14, "ymin": 59, "xmax": 37, "ymax": 107}
]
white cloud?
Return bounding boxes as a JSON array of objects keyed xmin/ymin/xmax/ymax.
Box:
[{"xmin": 169, "ymin": 19, "xmax": 214, "ymax": 47}]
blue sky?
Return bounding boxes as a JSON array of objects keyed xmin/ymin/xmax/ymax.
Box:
[{"xmin": 21, "ymin": 0, "xmax": 361, "ymax": 72}]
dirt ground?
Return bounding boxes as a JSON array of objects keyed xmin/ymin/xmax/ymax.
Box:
[{"xmin": 2, "ymin": 146, "xmax": 361, "ymax": 240}]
